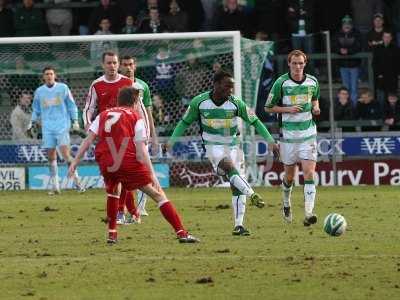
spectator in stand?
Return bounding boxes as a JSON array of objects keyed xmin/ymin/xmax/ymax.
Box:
[
  {"xmin": 152, "ymin": 93, "xmax": 175, "ymax": 136},
  {"xmin": 88, "ymin": 0, "xmax": 123, "ymax": 34},
  {"xmin": 10, "ymin": 91, "xmax": 33, "ymax": 142},
  {"xmin": 390, "ymin": 0, "xmax": 400, "ymax": 47},
  {"xmin": 137, "ymin": 0, "xmax": 159, "ymax": 25},
  {"xmin": 138, "ymin": 6, "xmax": 169, "ymax": 33},
  {"xmin": 0, "ymin": 0, "xmax": 14, "ymax": 37},
  {"xmin": 316, "ymin": 0, "xmax": 351, "ymax": 35},
  {"xmin": 153, "ymin": 46, "xmax": 175, "ymax": 99},
  {"xmin": 214, "ymin": 0, "xmax": 249, "ymax": 36},
  {"xmin": 372, "ymin": 30, "xmax": 400, "ymax": 110},
  {"xmin": 175, "ymin": 52, "xmax": 211, "ymax": 105},
  {"xmin": 333, "ymin": 15, "xmax": 362, "ymax": 107},
  {"xmin": 383, "ymin": 93, "xmax": 400, "ymax": 130},
  {"xmin": 90, "ymin": 17, "xmax": 118, "ymax": 60},
  {"xmin": 286, "ymin": 0, "xmax": 317, "ymax": 54},
  {"xmin": 200, "ymin": 0, "xmax": 218, "ymax": 30},
  {"xmin": 163, "ymin": 0, "xmax": 189, "ymax": 32},
  {"xmin": 251, "ymin": 0, "xmax": 285, "ymax": 42},
  {"xmin": 335, "ymin": 87, "xmax": 354, "ymax": 120},
  {"xmin": 44, "ymin": 0, "xmax": 73, "ymax": 36},
  {"xmin": 367, "ymin": 13, "xmax": 385, "ymax": 50},
  {"xmin": 14, "ymin": 0, "xmax": 47, "ymax": 37},
  {"xmin": 351, "ymin": 0, "xmax": 384, "ymax": 48},
  {"xmin": 121, "ymin": 15, "xmax": 138, "ymax": 34},
  {"xmin": 116, "ymin": 0, "xmax": 143, "ymax": 18},
  {"xmin": 179, "ymin": 0, "xmax": 204, "ymax": 32},
  {"xmin": 355, "ymin": 88, "xmax": 381, "ymax": 121}
]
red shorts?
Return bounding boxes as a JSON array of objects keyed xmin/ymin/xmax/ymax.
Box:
[{"xmin": 99, "ymin": 165, "xmax": 152, "ymax": 194}]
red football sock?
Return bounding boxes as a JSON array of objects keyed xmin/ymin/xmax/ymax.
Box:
[
  {"xmin": 159, "ymin": 201, "xmax": 186, "ymax": 236},
  {"xmin": 107, "ymin": 195, "xmax": 119, "ymax": 231},
  {"xmin": 125, "ymin": 191, "xmax": 139, "ymax": 218},
  {"xmin": 118, "ymin": 188, "xmax": 126, "ymax": 213}
]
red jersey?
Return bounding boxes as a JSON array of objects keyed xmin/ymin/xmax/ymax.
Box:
[
  {"xmin": 90, "ymin": 107, "xmax": 148, "ymax": 173},
  {"xmin": 83, "ymin": 74, "xmax": 132, "ymax": 126}
]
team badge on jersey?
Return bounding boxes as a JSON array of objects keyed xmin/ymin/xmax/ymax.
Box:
[{"xmin": 266, "ymin": 93, "xmax": 274, "ymax": 106}]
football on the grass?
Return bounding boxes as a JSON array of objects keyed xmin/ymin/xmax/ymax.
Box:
[{"xmin": 323, "ymin": 213, "xmax": 347, "ymax": 236}]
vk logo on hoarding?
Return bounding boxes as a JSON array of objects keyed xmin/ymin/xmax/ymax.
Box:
[{"xmin": 28, "ymin": 164, "xmax": 170, "ymax": 190}]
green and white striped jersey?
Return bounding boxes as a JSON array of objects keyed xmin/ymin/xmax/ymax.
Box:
[
  {"xmin": 182, "ymin": 91, "xmax": 258, "ymax": 145},
  {"xmin": 134, "ymin": 77, "xmax": 152, "ymax": 107},
  {"xmin": 265, "ymin": 73, "xmax": 320, "ymax": 143}
]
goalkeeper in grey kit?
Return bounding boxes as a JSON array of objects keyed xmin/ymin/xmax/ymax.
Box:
[{"xmin": 168, "ymin": 70, "xmax": 278, "ymax": 236}]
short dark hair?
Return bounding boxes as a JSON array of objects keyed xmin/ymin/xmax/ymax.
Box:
[
  {"xmin": 42, "ymin": 66, "xmax": 55, "ymax": 74},
  {"xmin": 102, "ymin": 51, "xmax": 118, "ymax": 62},
  {"xmin": 120, "ymin": 55, "xmax": 136, "ymax": 63},
  {"xmin": 382, "ymin": 29, "xmax": 393, "ymax": 36},
  {"xmin": 118, "ymin": 86, "xmax": 139, "ymax": 106},
  {"xmin": 213, "ymin": 70, "xmax": 232, "ymax": 83},
  {"xmin": 338, "ymin": 86, "xmax": 349, "ymax": 93}
]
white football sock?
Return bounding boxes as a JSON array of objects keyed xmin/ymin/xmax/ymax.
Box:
[
  {"xmin": 137, "ymin": 190, "xmax": 148, "ymax": 212},
  {"xmin": 304, "ymin": 183, "xmax": 316, "ymax": 216},
  {"xmin": 49, "ymin": 160, "xmax": 59, "ymax": 191},
  {"xmin": 232, "ymin": 195, "xmax": 246, "ymax": 227},
  {"xmin": 229, "ymin": 174, "xmax": 254, "ymax": 196},
  {"xmin": 282, "ymin": 180, "xmax": 293, "ymax": 208}
]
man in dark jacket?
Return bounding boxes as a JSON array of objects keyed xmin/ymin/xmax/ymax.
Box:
[
  {"xmin": 286, "ymin": 0, "xmax": 317, "ymax": 54},
  {"xmin": 373, "ymin": 30, "xmax": 400, "ymax": 110},
  {"xmin": 214, "ymin": 0, "xmax": 249, "ymax": 36},
  {"xmin": 383, "ymin": 93, "xmax": 400, "ymax": 130},
  {"xmin": 0, "ymin": 0, "xmax": 14, "ymax": 37},
  {"xmin": 88, "ymin": 0, "xmax": 123, "ymax": 34},
  {"xmin": 138, "ymin": 6, "xmax": 169, "ymax": 33},
  {"xmin": 14, "ymin": 0, "xmax": 47, "ymax": 37},
  {"xmin": 335, "ymin": 87, "xmax": 354, "ymax": 120},
  {"xmin": 333, "ymin": 15, "xmax": 363, "ymax": 107}
]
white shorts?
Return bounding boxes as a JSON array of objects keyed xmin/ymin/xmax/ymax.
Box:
[
  {"xmin": 280, "ymin": 140, "xmax": 317, "ymax": 165},
  {"xmin": 205, "ymin": 145, "xmax": 245, "ymax": 176}
]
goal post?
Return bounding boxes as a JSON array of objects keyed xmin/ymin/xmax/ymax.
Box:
[{"xmin": 0, "ymin": 32, "xmax": 272, "ymax": 188}]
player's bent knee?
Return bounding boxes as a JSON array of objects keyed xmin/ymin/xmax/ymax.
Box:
[{"xmin": 217, "ymin": 158, "xmax": 234, "ymax": 176}]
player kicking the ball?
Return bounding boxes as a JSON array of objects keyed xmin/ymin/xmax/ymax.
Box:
[
  {"xmin": 69, "ymin": 86, "xmax": 199, "ymax": 244},
  {"xmin": 265, "ymin": 50, "xmax": 320, "ymax": 226},
  {"xmin": 167, "ymin": 70, "xmax": 278, "ymax": 236}
]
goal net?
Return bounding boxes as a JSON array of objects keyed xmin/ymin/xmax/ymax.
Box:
[{"xmin": 0, "ymin": 32, "xmax": 272, "ymax": 190}]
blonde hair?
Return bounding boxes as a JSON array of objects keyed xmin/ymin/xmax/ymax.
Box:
[{"xmin": 287, "ymin": 50, "xmax": 308, "ymax": 63}]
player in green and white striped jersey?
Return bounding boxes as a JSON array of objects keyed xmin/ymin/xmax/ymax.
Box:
[
  {"xmin": 168, "ymin": 70, "xmax": 279, "ymax": 236},
  {"xmin": 265, "ymin": 50, "xmax": 320, "ymax": 227},
  {"xmin": 120, "ymin": 55, "xmax": 158, "ymax": 220}
]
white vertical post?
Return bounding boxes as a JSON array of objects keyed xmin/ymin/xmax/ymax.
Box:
[
  {"xmin": 232, "ymin": 31, "xmax": 242, "ymax": 99},
  {"xmin": 325, "ymin": 30, "xmax": 338, "ymax": 185}
]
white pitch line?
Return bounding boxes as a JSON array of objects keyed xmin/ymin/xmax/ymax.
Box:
[{"xmin": 0, "ymin": 254, "xmax": 399, "ymax": 263}]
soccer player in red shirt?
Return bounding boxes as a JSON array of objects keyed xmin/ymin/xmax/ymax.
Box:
[
  {"xmin": 69, "ymin": 86, "xmax": 199, "ymax": 244},
  {"xmin": 83, "ymin": 51, "xmax": 140, "ymax": 225}
]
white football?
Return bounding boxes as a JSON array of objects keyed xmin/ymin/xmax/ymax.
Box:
[{"xmin": 323, "ymin": 213, "xmax": 347, "ymax": 236}]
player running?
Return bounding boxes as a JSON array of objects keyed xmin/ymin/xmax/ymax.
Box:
[
  {"xmin": 118, "ymin": 55, "xmax": 158, "ymax": 220},
  {"xmin": 69, "ymin": 86, "xmax": 199, "ymax": 244},
  {"xmin": 265, "ymin": 50, "xmax": 320, "ymax": 226},
  {"xmin": 167, "ymin": 70, "xmax": 278, "ymax": 236},
  {"xmin": 29, "ymin": 66, "xmax": 84, "ymax": 195}
]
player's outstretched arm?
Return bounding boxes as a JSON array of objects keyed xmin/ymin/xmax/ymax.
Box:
[
  {"xmin": 167, "ymin": 120, "xmax": 190, "ymax": 148},
  {"xmin": 68, "ymin": 131, "xmax": 96, "ymax": 177},
  {"xmin": 252, "ymin": 119, "xmax": 280, "ymax": 157}
]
